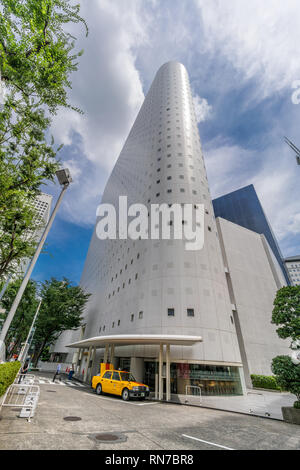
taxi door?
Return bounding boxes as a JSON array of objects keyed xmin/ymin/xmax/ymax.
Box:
[
  {"xmin": 101, "ymin": 370, "xmax": 112, "ymax": 393},
  {"xmin": 110, "ymin": 371, "xmax": 122, "ymax": 395}
]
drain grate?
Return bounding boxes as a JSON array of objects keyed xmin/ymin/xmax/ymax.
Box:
[
  {"xmin": 95, "ymin": 433, "xmax": 119, "ymax": 441},
  {"xmin": 63, "ymin": 416, "xmax": 82, "ymax": 421},
  {"xmin": 46, "ymin": 390, "xmax": 56, "ymax": 393},
  {"xmin": 89, "ymin": 432, "xmax": 127, "ymax": 444}
]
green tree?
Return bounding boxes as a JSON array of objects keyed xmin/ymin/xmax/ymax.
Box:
[
  {"xmin": 271, "ymin": 286, "xmax": 300, "ymax": 408},
  {"xmin": 31, "ymin": 277, "xmax": 90, "ymax": 366},
  {"xmin": 0, "ymin": 0, "xmax": 87, "ymax": 281},
  {"xmin": 271, "ymin": 356, "xmax": 300, "ymax": 408},
  {"xmin": 0, "ymin": 278, "xmax": 38, "ymax": 355},
  {"xmin": 271, "ymin": 286, "xmax": 300, "ymax": 342},
  {"xmin": 0, "ymin": 0, "xmax": 87, "ymax": 111}
]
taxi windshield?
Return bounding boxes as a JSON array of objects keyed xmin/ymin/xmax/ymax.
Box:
[{"xmin": 120, "ymin": 372, "xmax": 136, "ymax": 382}]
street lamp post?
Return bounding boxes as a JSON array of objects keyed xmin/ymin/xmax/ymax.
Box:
[
  {"xmin": 0, "ymin": 169, "xmax": 72, "ymax": 361},
  {"xmin": 284, "ymin": 137, "xmax": 300, "ymax": 165},
  {"xmin": 18, "ymin": 299, "xmax": 42, "ymax": 364}
]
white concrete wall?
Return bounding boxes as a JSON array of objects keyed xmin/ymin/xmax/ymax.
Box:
[
  {"xmin": 37, "ymin": 361, "xmax": 72, "ymax": 372},
  {"xmin": 217, "ymin": 217, "xmax": 290, "ymax": 378}
]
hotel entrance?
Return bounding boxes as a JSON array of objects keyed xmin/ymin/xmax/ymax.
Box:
[{"xmin": 144, "ymin": 362, "xmax": 243, "ymax": 397}]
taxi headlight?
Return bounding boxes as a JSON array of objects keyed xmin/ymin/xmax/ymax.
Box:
[{"xmin": 132, "ymin": 386, "xmax": 140, "ymax": 391}]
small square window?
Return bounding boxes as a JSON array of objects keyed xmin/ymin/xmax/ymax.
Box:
[
  {"xmin": 168, "ymin": 308, "xmax": 175, "ymax": 316},
  {"xmin": 187, "ymin": 308, "xmax": 194, "ymax": 317}
]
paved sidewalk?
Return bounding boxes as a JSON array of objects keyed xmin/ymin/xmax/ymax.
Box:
[
  {"xmin": 0, "ymin": 372, "xmax": 299, "ymax": 450},
  {"xmin": 172, "ymin": 389, "xmax": 295, "ymax": 420}
]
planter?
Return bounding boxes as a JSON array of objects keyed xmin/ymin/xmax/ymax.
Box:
[{"xmin": 282, "ymin": 406, "xmax": 300, "ymax": 425}]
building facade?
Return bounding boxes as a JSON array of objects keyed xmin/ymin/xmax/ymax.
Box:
[
  {"xmin": 212, "ymin": 185, "xmax": 290, "ymax": 285},
  {"xmin": 216, "ymin": 217, "xmax": 290, "ymax": 386},
  {"xmin": 284, "ymin": 255, "xmax": 300, "ymax": 286},
  {"xmin": 53, "ymin": 62, "xmax": 290, "ymax": 395}
]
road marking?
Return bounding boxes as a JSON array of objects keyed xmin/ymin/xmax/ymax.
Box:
[
  {"xmin": 35, "ymin": 377, "xmax": 88, "ymax": 388},
  {"xmin": 182, "ymin": 434, "xmax": 234, "ymax": 450},
  {"xmin": 95, "ymin": 395, "xmax": 159, "ymax": 406}
]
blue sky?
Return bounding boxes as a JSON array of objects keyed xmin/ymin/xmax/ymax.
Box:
[{"xmin": 32, "ymin": 0, "xmax": 300, "ymax": 285}]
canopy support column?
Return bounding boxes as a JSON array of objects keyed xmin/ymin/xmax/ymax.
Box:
[
  {"xmin": 83, "ymin": 346, "xmax": 92, "ymax": 382},
  {"xmin": 104, "ymin": 344, "xmax": 109, "ymax": 363},
  {"xmin": 158, "ymin": 343, "xmax": 163, "ymax": 401},
  {"xmin": 166, "ymin": 343, "xmax": 170, "ymax": 402},
  {"xmin": 110, "ymin": 344, "xmax": 115, "ymax": 366}
]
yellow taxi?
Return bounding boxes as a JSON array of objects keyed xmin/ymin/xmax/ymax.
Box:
[{"xmin": 92, "ymin": 366, "xmax": 150, "ymax": 401}]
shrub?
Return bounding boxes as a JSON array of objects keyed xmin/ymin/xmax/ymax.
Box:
[
  {"xmin": 0, "ymin": 361, "xmax": 21, "ymax": 397},
  {"xmin": 250, "ymin": 374, "xmax": 281, "ymax": 390},
  {"xmin": 271, "ymin": 355, "xmax": 300, "ymax": 407}
]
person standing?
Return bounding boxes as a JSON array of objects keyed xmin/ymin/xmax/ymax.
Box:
[
  {"xmin": 68, "ymin": 366, "xmax": 74, "ymax": 381},
  {"xmin": 52, "ymin": 363, "xmax": 62, "ymax": 382}
]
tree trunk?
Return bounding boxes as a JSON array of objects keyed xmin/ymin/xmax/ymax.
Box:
[{"xmin": 32, "ymin": 338, "xmax": 48, "ymax": 367}]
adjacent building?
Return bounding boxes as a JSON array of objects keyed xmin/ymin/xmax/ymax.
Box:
[
  {"xmin": 52, "ymin": 62, "xmax": 290, "ymax": 396},
  {"xmin": 284, "ymin": 255, "xmax": 300, "ymax": 286},
  {"xmin": 212, "ymin": 184, "xmax": 290, "ymax": 285}
]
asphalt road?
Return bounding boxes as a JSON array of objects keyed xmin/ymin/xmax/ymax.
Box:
[{"xmin": 0, "ymin": 372, "xmax": 300, "ymax": 450}]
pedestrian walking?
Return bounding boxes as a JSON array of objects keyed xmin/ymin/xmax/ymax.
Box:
[
  {"xmin": 18, "ymin": 361, "xmax": 29, "ymax": 383},
  {"xmin": 52, "ymin": 363, "xmax": 62, "ymax": 382}
]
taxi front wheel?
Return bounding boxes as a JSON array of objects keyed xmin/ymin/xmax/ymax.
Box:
[
  {"xmin": 122, "ymin": 388, "xmax": 130, "ymax": 401},
  {"xmin": 96, "ymin": 383, "xmax": 102, "ymax": 395}
]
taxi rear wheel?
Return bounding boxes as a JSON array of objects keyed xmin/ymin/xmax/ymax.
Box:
[
  {"xmin": 96, "ymin": 383, "xmax": 102, "ymax": 395},
  {"xmin": 122, "ymin": 388, "xmax": 130, "ymax": 401}
]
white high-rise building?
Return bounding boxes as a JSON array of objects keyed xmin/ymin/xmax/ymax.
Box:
[
  {"xmin": 18, "ymin": 192, "xmax": 52, "ymax": 276},
  {"xmin": 56, "ymin": 61, "xmax": 245, "ymax": 395},
  {"xmin": 53, "ymin": 62, "xmax": 289, "ymax": 396}
]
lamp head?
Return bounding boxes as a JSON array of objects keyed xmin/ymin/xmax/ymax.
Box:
[{"xmin": 56, "ymin": 168, "xmax": 72, "ymax": 186}]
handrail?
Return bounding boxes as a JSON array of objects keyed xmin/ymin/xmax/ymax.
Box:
[{"xmin": 185, "ymin": 385, "xmax": 202, "ymax": 405}]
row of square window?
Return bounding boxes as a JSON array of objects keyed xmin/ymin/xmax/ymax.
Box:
[{"xmin": 99, "ymin": 308, "xmax": 196, "ymax": 332}]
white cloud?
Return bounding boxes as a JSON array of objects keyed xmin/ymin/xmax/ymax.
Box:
[
  {"xmin": 205, "ymin": 138, "xmax": 300, "ymax": 250},
  {"xmin": 195, "ymin": 0, "xmax": 300, "ymax": 99},
  {"xmin": 193, "ymin": 95, "xmax": 212, "ymax": 123},
  {"xmin": 49, "ymin": 0, "xmax": 149, "ymax": 225},
  {"xmin": 46, "ymin": 0, "xmax": 300, "ymax": 255}
]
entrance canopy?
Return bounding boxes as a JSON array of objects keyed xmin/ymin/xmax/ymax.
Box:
[
  {"xmin": 66, "ymin": 334, "xmax": 202, "ymax": 402},
  {"xmin": 66, "ymin": 334, "xmax": 202, "ymax": 349}
]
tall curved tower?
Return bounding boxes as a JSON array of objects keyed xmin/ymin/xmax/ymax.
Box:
[{"xmin": 63, "ymin": 62, "xmax": 244, "ymax": 395}]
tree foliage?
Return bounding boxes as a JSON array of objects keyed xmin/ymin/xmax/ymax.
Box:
[
  {"xmin": 0, "ymin": 0, "xmax": 87, "ymax": 112},
  {"xmin": 0, "ymin": 0, "xmax": 87, "ymax": 281},
  {"xmin": 0, "ymin": 277, "xmax": 38, "ymax": 354},
  {"xmin": 1, "ymin": 276, "xmax": 90, "ymax": 364},
  {"xmin": 31, "ymin": 277, "xmax": 90, "ymax": 366},
  {"xmin": 271, "ymin": 286, "xmax": 300, "ymax": 342},
  {"xmin": 271, "ymin": 286, "xmax": 300, "ymax": 407},
  {"xmin": 271, "ymin": 356, "xmax": 300, "ymax": 405}
]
